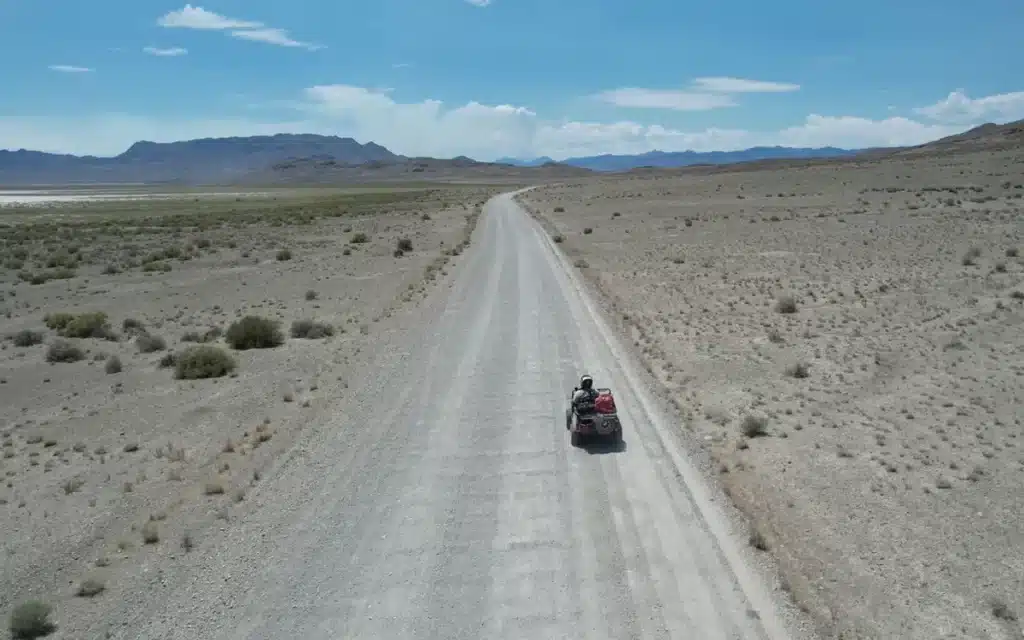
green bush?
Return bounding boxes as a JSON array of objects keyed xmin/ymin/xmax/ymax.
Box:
[
  {"xmin": 9, "ymin": 600, "xmax": 54, "ymax": 639},
  {"xmin": 396, "ymin": 238, "xmax": 413, "ymax": 252},
  {"xmin": 225, "ymin": 316, "xmax": 284, "ymax": 350},
  {"xmin": 290, "ymin": 319, "xmax": 335, "ymax": 339},
  {"xmin": 276, "ymin": 249, "xmax": 293, "ymax": 261},
  {"xmin": 136, "ymin": 333, "xmax": 167, "ymax": 353},
  {"xmin": 350, "ymin": 232, "xmax": 369, "ymax": 244},
  {"xmin": 58, "ymin": 312, "xmax": 116, "ymax": 339},
  {"xmin": 174, "ymin": 345, "xmax": 237, "ymax": 379},
  {"xmin": 43, "ymin": 313, "xmax": 74, "ymax": 331},
  {"xmin": 12, "ymin": 329, "xmax": 44, "ymax": 347},
  {"xmin": 46, "ymin": 339, "xmax": 84, "ymax": 363}
]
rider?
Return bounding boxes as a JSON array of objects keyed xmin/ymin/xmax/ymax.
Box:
[{"xmin": 572, "ymin": 374, "xmax": 598, "ymax": 411}]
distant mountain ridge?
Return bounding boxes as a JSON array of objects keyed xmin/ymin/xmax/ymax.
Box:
[{"xmin": 500, "ymin": 146, "xmax": 860, "ymax": 171}]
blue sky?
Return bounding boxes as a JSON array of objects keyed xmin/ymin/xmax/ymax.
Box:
[{"xmin": 1, "ymin": 0, "xmax": 1023, "ymax": 159}]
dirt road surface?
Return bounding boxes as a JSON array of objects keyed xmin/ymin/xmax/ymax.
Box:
[{"xmin": 62, "ymin": 193, "xmax": 809, "ymax": 640}]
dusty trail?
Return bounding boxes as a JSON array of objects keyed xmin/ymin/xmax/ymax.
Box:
[{"xmin": 97, "ymin": 193, "xmax": 801, "ymax": 640}]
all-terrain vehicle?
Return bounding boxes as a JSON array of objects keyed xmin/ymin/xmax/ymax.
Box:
[{"xmin": 566, "ymin": 386, "xmax": 623, "ymax": 447}]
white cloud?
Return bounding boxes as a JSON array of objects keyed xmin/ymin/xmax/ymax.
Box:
[
  {"xmin": 3, "ymin": 85, "xmax": 1003, "ymax": 161},
  {"xmin": 158, "ymin": 5, "xmax": 262, "ymax": 30},
  {"xmin": 692, "ymin": 77, "xmax": 801, "ymax": 93},
  {"xmin": 144, "ymin": 46, "xmax": 188, "ymax": 57},
  {"xmin": 465, "ymin": 0, "xmax": 493, "ymax": 6},
  {"xmin": 158, "ymin": 5, "xmax": 319, "ymax": 50},
  {"xmin": 595, "ymin": 76, "xmax": 799, "ymax": 111},
  {"xmin": 48, "ymin": 65, "xmax": 93, "ymax": 73},
  {"xmin": 392, "ymin": 63, "xmax": 413, "ymax": 69},
  {"xmin": 229, "ymin": 28, "xmax": 320, "ymax": 50},
  {"xmin": 913, "ymin": 89, "xmax": 1024, "ymax": 125},
  {"xmin": 595, "ymin": 88, "xmax": 737, "ymax": 111}
]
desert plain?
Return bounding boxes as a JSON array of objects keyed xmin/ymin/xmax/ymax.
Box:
[
  {"xmin": 0, "ymin": 131, "xmax": 1022, "ymax": 640},
  {"xmin": 0, "ymin": 184, "xmax": 506, "ymax": 637},
  {"xmin": 519, "ymin": 142, "xmax": 1024, "ymax": 638}
]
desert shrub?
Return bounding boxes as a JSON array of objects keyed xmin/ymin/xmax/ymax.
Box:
[
  {"xmin": 43, "ymin": 312, "xmax": 74, "ymax": 331},
  {"xmin": 142, "ymin": 261, "xmax": 171, "ymax": 273},
  {"xmin": 276, "ymin": 249, "xmax": 292, "ymax": 261},
  {"xmin": 962, "ymin": 247, "xmax": 982, "ymax": 266},
  {"xmin": 1007, "ymin": 247, "xmax": 1019, "ymax": 258},
  {"xmin": 290, "ymin": 319, "xmax": 335, "ymax": 339},
  {"xmin": 136, "ymin": 333, "xmax": 166, "ymax": 353},
  {"xmin": 305, "ymin": 289, "xmax": 318, "ymax": 301},
  {"xmin": 785, "ymin": 362, "xmax": 810, "ymax": 379},
  {"xmin": 554, "ymin": 206, "xmax": 565, "ymax": 212},
  {"xmin": 180, "ymin": 331, "xmax": 202, "ymax": 342},
  {"xmin": 350, "ymin": 232, "xmax": 369, "ymax": 244},
  {"xmin": 122, "ymin": 318, "xmax": 145, "ymax": 334},
  {"xmin": 574, "ymin": 258, "xmax": 589, "ymax": 268},
  {"xmin": 741, "ymin": 414, "xmax": 768, "ymax": 438},
  {"xmin": 553, "ymin": 234, "xmax": 564, "ymax": 243},
  {"xmin": 396, "ymin": 237, "xmax": 413, "ymax": 252},
  {"xmin": 174, "ymin": 345, "xmax": 236, "ymax": 379},
  {"xmin": 225, "ymin": 316, "xmax": 284, "ymax": 350},
  {"xmin": 46, "ymin": 339, "xmax": 84, "ymax": 363},
  {"xmin": 105, "ymin": 355, "xmax": 123, "ymax": 374},
  {"xmin": 76, "ymin": 578, "xmax": 105, "ymax": 597},
  {"xmin": 158, "ymin": 352, "xmax": 177, "ymax": 369},
  {"xmin": 61, "ymin": 312, "xmax": 115, "ymax": 339},
  {"xmin": 9, "ymin": 600, "xmax": 54, "ymax": 639},
  {"xmin": 12, "ymin": 330, "xmax": 44, "ymax": 347},
  {"xmin": 583, "ymin": 227, "xmax": 593, "ymax": 234},
  {"xmin": 775, "ymin": 295, "xmax": 798, "ymax": 314}
]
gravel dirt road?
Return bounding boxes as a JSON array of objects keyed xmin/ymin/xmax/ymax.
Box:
[{"xmin": 82, "ymin": 192, "xmax": 807, "ymax": 640}]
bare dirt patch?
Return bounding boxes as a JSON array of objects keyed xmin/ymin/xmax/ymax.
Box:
[
  {"xmin": 0, "ymin": 184, "xmax": 498, "ymax": 633},
  {"xmin": 520, "ymin": 148, "xmax": 1024, "ymax": 639}
]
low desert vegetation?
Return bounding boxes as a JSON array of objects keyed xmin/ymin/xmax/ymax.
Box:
[
  {"xmin": 173, "ymin": 345, "xmax": 236, "ymax": 379},
  {"xmin": 290, "ymin": 319, "xmax": 335, "ymax": 339},
  {"xmin": 8, "ymin": 600, "xmax": 54, "ymax": 639},
  {"xmin": 46, "ymin": 339, "xmax": 84, "ymax": 363},
  {"xmin": 225, "ymin": 316, "xmax": 284, "ymax": 350}
]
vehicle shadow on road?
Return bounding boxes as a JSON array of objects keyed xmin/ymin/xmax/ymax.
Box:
[{"xmin": 580, "ymin": 438, "xmax": 627, "ymax": 455}]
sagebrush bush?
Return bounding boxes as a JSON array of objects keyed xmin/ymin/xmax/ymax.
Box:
[
  {"xmin": 46, "ymin": 339, "xmax": 84, "ymax": 363},
  {"xmin": 276, "ymin": 249, "xmax": 292, "ymax": 261},
  {"xmin": 59, "ymin": 312, "xmax": 116, "ymax": 339},
  {"xmin": 290, "ymin": 319, "xmax": 335, "ymax": 339},
  {"xmin": 136, "ymin": 333, "xmax": 166, "ymax": 353},
  {"xmin": 775, "ymin": 295, "xmax": 798, "ymax": 314},
  {"xmin": 8, "ymin": 600, "xmax": 54, "ymax": 639},
  {"xmin": 350, "ymin": 232, "xmax": 369, "ymax": 244},
  {"xmin": 43, "ymin": 312, "xmax": 74, "ymax": 331},
  {"xmin": 105, "ymin": 355, "xmax": 123, "ymax": 374},
  {"xmin": 12, "ymin": 329, "xmax": 44, "ymax": 347},
  {"xmin": 396, "ymin": 237, "xmax": 413, "ymax": 252},
  {"xmin": 174, "ymin": 345, "xmax": 236, "ymax": 379},
  {"xmin": 741, "ymin": 414, "xmax": 769, "ymax": 438},
  {"xmin": 225, "ymin": 316, "xmax": 283, "ymax": 350}
]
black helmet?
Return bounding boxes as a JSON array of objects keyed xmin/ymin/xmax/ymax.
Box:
[{"xmin": 580, "ymin": 374, "xmax": 593, "ymax": 390}]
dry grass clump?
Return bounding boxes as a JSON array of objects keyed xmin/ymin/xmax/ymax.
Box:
[
  {"xmin": 8, "ymin": 600, "xmax": 54, "ymax": 639},
  {"xmin": 173, "ymin": 345, "xmax": 236, "ymax": 379},
  {"xmin": 785, "ymin": 362, "xmax": 810, "ymax": 378},
  {"xmin": 962, "ymin": 246, "xmax": 982, "ymax": 266},
  {"xmin": 290, "ymin": 319, "xmax": 335, "ymax": 339},
  {"xmin": 225, "ymin": 316, "xmax": 284, "ymax": 350},
  {"xmin": 75, "ymin": 577, "xmax": 105, "ymax": 598},
  {"xmin": 46, "ymin": 339, "xmax": 84, "ymax": 363},
  {"xmin": 276, "ymin": 248, "xmax": 292, "ymax": 261},
  {"xmin": 350, "ymin": 232, "xmax": 369, "ymax": 244},
  {"xmin": 57, "ymin": 312, "xmax": 116, "ymax": 340},
  {"xmin": 396, "ymin": 237, "xmax": 413, "ymax": 252}
]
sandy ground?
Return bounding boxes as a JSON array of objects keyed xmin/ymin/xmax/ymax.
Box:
[
  {"xmin": 519, "ymin": 148, "xmax": 1024, "ymax": 640},
  {"xmin": 0, "ymin": 185, "xmax": 501, "ymax": 634}
]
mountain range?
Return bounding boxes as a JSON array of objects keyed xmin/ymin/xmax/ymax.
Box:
[
  {"xmin": 2, "ymin": 121, "xmax": 1019, "ymax": 186},
  {"xmin": 497, "ymin": 146, "xmax": 860, "ymax": 171}
]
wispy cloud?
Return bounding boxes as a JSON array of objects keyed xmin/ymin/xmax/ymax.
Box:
[
  {"xmin": 465, "ymin": 0, "xmax": 493, "ymax": 5},
  {"xmin": 158, "ymin": 4, "xmax": 261, "ymax": 30},
  {"xmin": 692, "ymin": 77, "xmax": 800, "ymax": 93},
  {"xmin": 230, "ymin": 28, "xmax": 320, "ymax": 50},
  {"xmin": 49, "ymin": 65, "xmax": 93, "ymax": 73},
  {"xmin": 595, "ymin": 88, "xmax": 736, "ymax": 111},
  {"xmin": 595, "ymin": 76, "xmax": 799, "ymax": 111},
  {"xmin": 144, "ymin": 46, "xmax": 188, "ymax": 57},
  {"xmin": 158, "ymin": 5, "xmax": 320, "ymax": 50},
  {"xmin": 392, "ymin": 62, "xmax": 413, "ymax": 69}
]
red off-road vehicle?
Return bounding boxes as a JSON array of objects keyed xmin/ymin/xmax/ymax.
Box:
[{"xmin": 566, "ymin": 387, "xmax": 623, "ymax": 447}]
